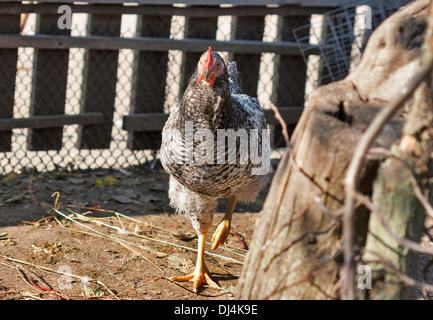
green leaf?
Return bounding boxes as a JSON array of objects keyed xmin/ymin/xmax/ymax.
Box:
[{"xmin": 95, "ymin": 176, "xmax": 118, "ymax": 187}]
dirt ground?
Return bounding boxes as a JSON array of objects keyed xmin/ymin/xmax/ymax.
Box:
[
  {"xmin": 1, "ymin": 159, "xmax": 433, "ymax": 300},
  {"xmin": 0, "ymin": 161, "xmax": 272, "ymax": 300}
]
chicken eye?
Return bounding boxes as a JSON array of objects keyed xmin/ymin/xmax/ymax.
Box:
[{"xmin": 216, "ymin": 61, "xmax": 221, "ymax": 68}]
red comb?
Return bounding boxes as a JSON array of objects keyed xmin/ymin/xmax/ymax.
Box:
[{"xmin": 205, "ymin": 46, "xmax": 212, "ymax": 69}]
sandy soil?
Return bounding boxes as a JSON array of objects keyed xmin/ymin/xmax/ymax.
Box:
[{"xmin": 0, "ymin": 162, "xmax": 270, "ymax": 300}]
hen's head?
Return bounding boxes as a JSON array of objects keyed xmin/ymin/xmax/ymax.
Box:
[{"xmin": 197, "ymin": 47, "xmax": 225, "ymax": 87}]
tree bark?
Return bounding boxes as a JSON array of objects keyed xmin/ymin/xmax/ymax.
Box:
[
  {"xmin": 362, "ymin": 2, "xmax": 433, "ymax": 299},
  {"xmin": 236, "ymin": 0, "xmax": 431, "ymax": 300}
]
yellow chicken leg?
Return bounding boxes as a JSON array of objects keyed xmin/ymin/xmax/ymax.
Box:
[
  {"xmin": 170, "ymin": 232, "xmax": 220, "ymax": 293},
  {"xmin": 211, "ymin": 195, "xmax": 237, "ymax": 250}
]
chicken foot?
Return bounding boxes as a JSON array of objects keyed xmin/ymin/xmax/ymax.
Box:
[
  {"xmin": 211, "ymin": 195, "xmax": 237, "ymax": 250},
  {"xmin": 170, "ymin": 232, "xmax": 220, "ymax": 293}
]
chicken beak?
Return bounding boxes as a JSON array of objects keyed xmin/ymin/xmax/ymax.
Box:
[
  {"xmin": 204, "ymin": 71, "xmax": 212, "ymax": 82},
  {"xmin": 198, "ymin": 70, "xmax": 215, "ymax": 86}
]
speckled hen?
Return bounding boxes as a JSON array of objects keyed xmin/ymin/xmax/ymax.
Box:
[{"xmin": 160, "ymin": 47, "xmax": 270, "ymax": 292}]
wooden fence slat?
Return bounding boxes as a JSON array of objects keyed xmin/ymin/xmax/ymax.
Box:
[
  {"xmin": 274, "ymin": 16, "xmax": 310, "ymax": 107},
  {"xmin": 0, "ymin": 14, "xmax": 20, "ymax": 152},
  {"xmin": 14, "ymin": 0, "xmax": 352, "ymax": 7},
  {"xmin": 78, "ymin": 13, "xmax": 121, "ymax": 149},
  {"xmin": 232, "ymin": 15, "xmax": 265, "ymax": 97},
  {"xmin": 128, "ymin": 14, "xmax": 171, "ymax": 150},
  {"xmin": 122, "ymin": 106, "xmax": 303, "ymax": 132},
  {"xmin": 0, "ymin": 3, "xmax": 334, "ymax": 17},
  {"xmin": 27, "ymin": 13, "xmax": 71, "ymax": 151},
  {"xmin": 0, "ymin": 113, "xmax": 103, "ymax": 130},
  {"xmin": 180, "ymin": 13, "xmax": 219, "ymax": 94},
  {"xmin": 272, "ymin": 15, "xmax": 311, "ymax": 147},
  {"xmin": 0, "ymin": 34, "xmax": 317, "ymax": 55}
]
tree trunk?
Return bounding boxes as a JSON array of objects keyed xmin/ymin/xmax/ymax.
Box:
[
  {"xmin": 236, "ymin": 0, "xmax": 431, "ymax": 300},
  {"xmin": 362, "ymin": 2, "xmax": 433, "ymax": 299}
]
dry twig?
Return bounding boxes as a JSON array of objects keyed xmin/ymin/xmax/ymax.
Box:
[
  {"xmin": 269, "ymin": 101, "xmax": 290, "ymax": 147},
  {"xmin": 0, "ymin": 253, "xmax": 118, "ymax": 298},
  {"xmin": 355, "ymin": 192, "xmax": 433, "ymax": 256}
]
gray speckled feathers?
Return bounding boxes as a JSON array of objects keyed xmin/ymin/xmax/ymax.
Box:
[{"xmin": 160, "ymin": 54, "xmax": 270, "ymax": 234}]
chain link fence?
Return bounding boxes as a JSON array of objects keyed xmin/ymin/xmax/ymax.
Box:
[{"xmin": 1, "ymin": 7, "xmax": 311, "ymax": 176}]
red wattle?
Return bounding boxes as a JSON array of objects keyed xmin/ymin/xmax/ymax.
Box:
[{"xmin": 197, "ymin": 73, "xmax": 204, "ymax": 84}]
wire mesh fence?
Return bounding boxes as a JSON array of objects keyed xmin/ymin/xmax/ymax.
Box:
[
  {"xmin": 293, "ymin": 0, "xmax": 411, "ymax": 99},
  {"xmin": 5, "ymin": 23, "xmax": 155, "ymax": 175},
  {"xmin": 1, "ymin": 7, "xmax": 311, "ymax": 176}
]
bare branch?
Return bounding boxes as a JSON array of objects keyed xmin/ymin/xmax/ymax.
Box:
[
  {"xmin": 288, "ymin": 154, "xmax": 342, "ymax": 219},
  {"xmin": 268, "ymin": 102, "xmax": 290, "ymax": 148},
  {"xmin": 264, "ymin": 253, "xmax": 341, "ymax": 300},
  {"xmin": 355, "ymin": 192, "xmax": 433, "ymax": 256},
  {"xmin": 342, "ymin": 57, "xmax": 433, "ymax": 300},
  {"xmin": 408, "ymin": 173, "xmax": 433, "ymax": 220},
  {"xmin": 367, "ymin": 147, "xmax": 433, "ymax": 219},
  {"xmin": 364, "ymin": 257, "xmax": 433, "ymax": 294}
]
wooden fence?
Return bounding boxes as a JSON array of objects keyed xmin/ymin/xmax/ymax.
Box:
[{"xmin": 0, "ymin": 0, "xmax": 354, "ymax": 174}]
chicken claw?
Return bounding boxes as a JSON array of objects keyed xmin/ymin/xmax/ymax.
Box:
[
  {"xmin": 170, "ymin": 265, "xmax": 220, "ymax": 293},
  {"xmin": 169, "ymin": 232, "xmax": 220, "ymax": 293},
  {"xmin": 211, "ymin": 219, "xmax": 231, "ymax": 250}
]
